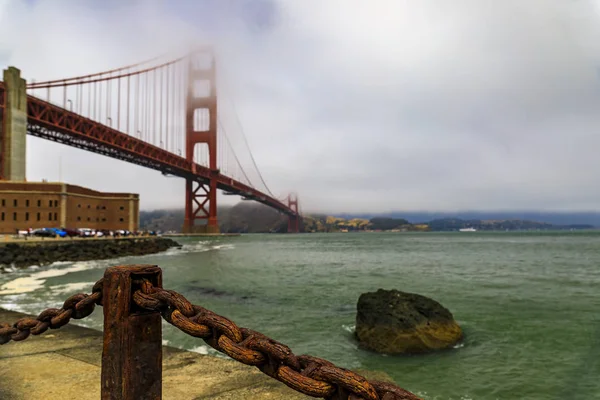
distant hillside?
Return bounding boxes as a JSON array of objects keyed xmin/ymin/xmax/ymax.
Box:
[
  {"xmin": 219, "ymin": 202, "xmax": 287, "ymax": 233},
  {"xmin": 329, "ymin": 211, "xmax": 600, "ymax": 227},
  {"xmin": 302, "ymin": 215, "xmax": 427, "ymax": 233},
  {"xmin": 140, "ymin": 206, "xmax": 597, "ymax": 233},
  {"xmin": 139, "ymin": 209, "xmax": 185, "ymax": 232},
  {"xmin": 140, "ymin": 203, "xmax": 287, "ymax": 233}
]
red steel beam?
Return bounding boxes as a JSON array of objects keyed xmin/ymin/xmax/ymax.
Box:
[{"xmin": 24, "ymin": 93, "xmax": 296, "ymax": 216}]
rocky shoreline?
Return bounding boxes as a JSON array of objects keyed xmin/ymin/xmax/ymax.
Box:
[{"xmin": 0, "ymin": 237, "xmax": 180, "ymax": 271}]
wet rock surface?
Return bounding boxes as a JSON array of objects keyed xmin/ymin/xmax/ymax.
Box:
[
  {"xmin": 0, "ymin": 238, "xmax": 180, "ymax": 271},
  {"xmin": 355, "ymin": 289, "xmax": 463, "ymax": 354}
]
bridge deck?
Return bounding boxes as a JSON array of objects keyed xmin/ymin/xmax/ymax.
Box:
[{"xmin": 0, "ymin": 82, "xmax": 295, "ymax": 216}]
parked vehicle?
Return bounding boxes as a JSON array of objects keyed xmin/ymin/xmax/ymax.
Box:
[
  {"xmin": 48, "ymin": 228, "xmax": 67, "ymax": 238},
  {"xmin": 32, "ymin": 228, "xmax": 56, "ymax": 237},
  {"xmin": 77, "ymin": 228, "xmax": 95, "ymax": 237},
  {"xmin": 61, "ymin": 228, "xmax": 80, "ymax": 237}
]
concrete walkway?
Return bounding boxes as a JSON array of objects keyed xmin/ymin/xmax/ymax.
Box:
[{"xmin": 0, "ymin": 309, "xmax": 394, "ymax": 399}]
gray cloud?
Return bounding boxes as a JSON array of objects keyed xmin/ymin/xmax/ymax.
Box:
[{"xmin": 2, "ymin": 0, "xmax": 600, "ymax": 213}]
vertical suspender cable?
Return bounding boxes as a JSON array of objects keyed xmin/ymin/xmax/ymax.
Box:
[
  {"xmin": 159, "ymin": 67, "xmax": 163, "ymax": 148},
  {"xmin": 178, "ymin": 62, "xmax": 183, "ymax": 156},
  {"xmin": 93, "ymin": 81, "xmax": 97, "ymax": 120},
  {"xmin": 126, "ymin": 74, "xmax": 130, "ymax": 134},
  {"xmin": 166, "ymin": 64, "xmax": 170, "ymax": 151},
  {"xmin": 153, "ymin": 70, "xmax": 157, "ymax": 146},
  {"xmin": 117, "ymin": 77, "xmax": 121, "ymax": 131},
  {"xmin": 145, "ymin": 70, "xmax": 149, "ymax": 142},
  {"xmin": 107, "ymin": 76, "xmax": 111, "ymax": 125},
  {"xmin": 135, "ymin": 74, "xmax": 140, "ymax": 137},
  {"xmin": 99, "ymin": 75, "xmax": 103, "ymax": 122},
  {"xmin": 88, "ymin": 82, "xmax": 91, "ymax": 117}
]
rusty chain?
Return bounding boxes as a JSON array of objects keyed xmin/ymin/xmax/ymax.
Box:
[
  {"xmin": 133, "ymin": 279, "xmax": 421, "ymax": 400},
  {"xmin": 0, "ymin": 278, "xmax": 103, "ymax": 345},
  {"xmin": 0, "ymin": 274, "xmax": 420, "ymax": 399}
]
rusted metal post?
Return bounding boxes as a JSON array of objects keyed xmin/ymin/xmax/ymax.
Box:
[{"xmin": 101, "ymin": 265, "xmax": 163, "ymax": 400}]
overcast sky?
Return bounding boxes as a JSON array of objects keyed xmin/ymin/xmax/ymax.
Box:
[{"xmin": 2, "ymin": 0, "xmax": 600, "ymax": 213}]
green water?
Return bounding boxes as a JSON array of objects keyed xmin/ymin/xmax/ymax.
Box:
[{"xmin": 1, "ymin": 232, "xmax": 599, "ymax": 399}]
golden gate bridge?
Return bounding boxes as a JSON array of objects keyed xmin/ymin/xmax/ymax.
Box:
[{"xmin": 0, "ymin": 47, "xmax": 300, "ymax": 233}]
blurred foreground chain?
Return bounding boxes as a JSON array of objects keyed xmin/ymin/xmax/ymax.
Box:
[
  {"xmin": 0, "ymin": 278, "xmax": 103, "ymax": 345},
  {"xmin": 133, "ymin": 279, "xmax": 421, "ymax": 400}
]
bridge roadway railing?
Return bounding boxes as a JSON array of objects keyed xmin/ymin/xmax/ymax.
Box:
[{"xmin": 0, "ymin": 265, "xmax": 420, "ymax": 400}]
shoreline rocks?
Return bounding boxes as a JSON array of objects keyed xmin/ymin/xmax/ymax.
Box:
[
  {"xmin": 0, "ymin": 238, "xmax": 181, "ymax": 271},
  {"xmin": 355, "ymin": 289, "xmax": 462, "ymax": 354}
]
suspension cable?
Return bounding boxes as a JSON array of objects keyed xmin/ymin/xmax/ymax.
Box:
[{"xmin": 218, "ymin": 118, "xmax": 253, "ymax": 187}]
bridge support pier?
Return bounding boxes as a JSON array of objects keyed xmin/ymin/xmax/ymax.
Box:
[
  {"xmin": 183, "ymin": 178, "xmax": 219, "ymax": 234},
  {"xmin": 0, "ymin": 67, "xmax": 27, "ymax": 181},
  {"xmin": 287, "ymin": 194, "xmax": 300, "ymax": 233},
  {"xmin": 288, "ymin": 215, "xmax": 300, "ymax": 234}
]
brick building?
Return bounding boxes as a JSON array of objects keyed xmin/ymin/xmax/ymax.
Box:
[{"xmin": 0, "ymin": 181, "xmax": 139, "ymax": 234}]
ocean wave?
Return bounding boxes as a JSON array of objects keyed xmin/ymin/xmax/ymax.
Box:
[
  {"xmin": 163, "ymin": 240, "xmax": 235, "ymax": 256},
  {"xmin": 211, "ymin": 244, "xmax": 234, "ymax": 250},
  {"xmin": 342, "ymin": 324, "xmax": 355, "ymax": 333},
  {"xmin": 0, "ymin": 293, "xmax": 28, "ymax": 311},
  {"xmin": 48, "ymin": 281, "xmax": 96, "ymax": 296},
  {"xmin": 189, "ymin": 345, "xmax": 210, "ymax": 355},
  {"xmin": 0, "ymin": 261, "xmax": 100, "ymax": 295},
  {"xmin": 0, "ymin": 265, "xmax": 18, "ymax": 273}
]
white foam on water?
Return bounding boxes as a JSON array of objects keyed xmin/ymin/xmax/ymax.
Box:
[
  {"xmin": 211, "ymin": 244, "xmax": 234, "ymax": 251},
  {"xmin": 342, "ymin": 324, "xmax": 355, "ymax": 333},
  {"xmin": 162, "ymin": 240, "xmax": 235, "ymax": 256},
  {"xmin": 453, "ymin": 342, "xmax": 465, "ymax": 349},
  {"xmin": 0, "ymin": 293, "xmax": 27, "ymax": 310},
  {"xmin": 49, "ymin": 261, "xmax": 73, "ymax": 267},
  {"xmin": 0, "ymin": 261, "xmax": 99, "ymax": 295},
  {"xmin": 162, "ymin": 339, "xmax": 170, "ymax": 346},
  {"xmin": 48, "ymin": 281, "xmax": 96, "ymax": 296},
  {"xmin": 189, "ymin": 345, "xmax": 209, "ymax": 355}
]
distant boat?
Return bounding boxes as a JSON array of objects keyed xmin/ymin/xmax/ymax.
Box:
[{"xmin": 459, "ymin": 227, "xmax": 477, "ymax": 232}]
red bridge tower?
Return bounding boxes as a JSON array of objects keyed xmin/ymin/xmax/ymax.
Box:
[{"xmin": 183, "ymin": 48, "xmax": 219, "ymax": 234}]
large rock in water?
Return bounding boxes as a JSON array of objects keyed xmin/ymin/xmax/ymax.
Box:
[{"xmin": 355, "ymin": 289, "xmax": 462, "ymax": 354}]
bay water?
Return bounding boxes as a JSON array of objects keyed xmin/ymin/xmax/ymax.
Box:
[{"xmin": 1, "ymin": 232, "xmax": 599, "ymax": 399}]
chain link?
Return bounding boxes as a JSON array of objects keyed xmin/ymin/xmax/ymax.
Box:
[
  {"xmin": 0, "ymin": 278, "xmax": 103, "ymax": 345},
  {"xmin": 133, "ymin": 279, "xmax": 421, "ymax": 400}
]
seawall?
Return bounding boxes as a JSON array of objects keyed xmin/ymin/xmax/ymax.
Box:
[{"xmin": 0, "ymin": 237, "xmax": 180, "ymax": 271}]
